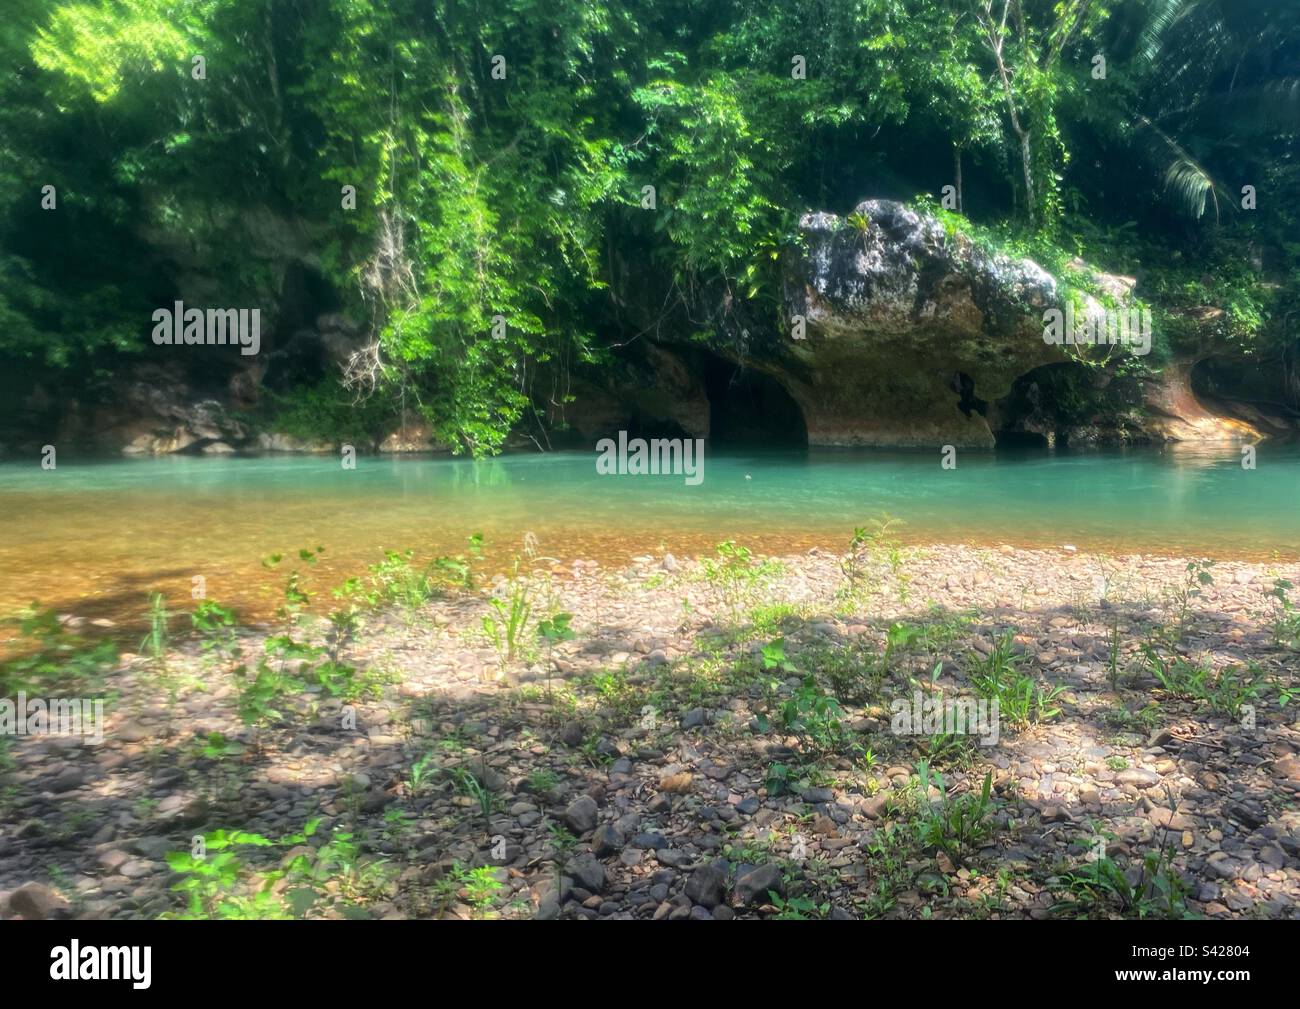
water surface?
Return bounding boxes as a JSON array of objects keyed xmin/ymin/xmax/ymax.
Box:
[{"xmin": 1, "ymin": 443, "xmax": 1296, "ymax": 625}]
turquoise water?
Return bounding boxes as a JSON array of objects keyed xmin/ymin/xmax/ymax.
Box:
[{"xmin": 0, "ymin": 442, "xmax": 1296, "ymax": 621}]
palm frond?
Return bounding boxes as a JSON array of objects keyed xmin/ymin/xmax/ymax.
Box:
[
  {"xmin": 1137, "ymin": 0, "xmax": 1211, "ymax": 65},
  {"xmin": 1163, "ymin": 159, "xmax": 1218, "ymax": 220},
  {"xmin": 1134, "ymin": 115, "xmax": 1230, "ymax": 222}
]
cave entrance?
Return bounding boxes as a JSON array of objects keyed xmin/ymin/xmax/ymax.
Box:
[{"xmin": 703, "ymin": 356, "xmax": 807, "ymax": 448}]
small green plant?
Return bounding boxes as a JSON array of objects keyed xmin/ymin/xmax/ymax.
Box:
[
  {"xmin": 547, "ymin": 823, "xmax": 578, "ymax": 908},
  {"xmin": 912, "ymin": 761, "xmax": 995, "ymax": 861},
  {"xmin": 192, "ymin": 600, "xmax": 240, "ymax": 665},
  {"xmin": 968, "ymin": 633, "xmax": 1062, "ymax": 726},
  {"xmin": 1140, "ymin": 646, "xmax": 1264, "ymax": 717},
  {"xmin": 700, "ymin": 541, "xmax": 781, "ymax": 628},
  {"xmin": 770, "ymin": 677, "xmax": 846, "ymax": 757},
  {"xmin": 366, "ymin": 549, "xmax": 438, "ymax": 609},
  {"xmin": 453, "ymin": 863, "xmax": 505, "ymax": 918},
  {"xmin": 1203, "ymin": 662, "xmax": 1268, "ymax": 718},
  {"xmin": 883, "ymin": 621, "xmax": 924, "ymax": 676},
  {"xmin": 263, "ymin": 546, "xmax": 325, "ymax": 627},
  {"xmin": 759, "ymin": 636, "xmax": 794, "ymax": 676},
  {"xmin": 1106, "ymin": 618, "xmax": 1122, "ymax": 691},
  {"xmin": 536, "ymin": 611, "xmax": 576, "ymax": 700},
  {"xmin": 1162, "ymin": 558, "xmax": 1215, "ymax": 639},
  {"xmin": 1140, "ymin": 644, "xmax": 1209, "ymax": 698},
  {"xmin": 1051, "ymin": 789, "xmax": 1193, "ymax": 919},
  {"xmin": 232, "ymin": 659, "xmax": 303, "ymax": 734},
  {"xmin": 0, "ymin": 605, "xmax": 117, "ymax": 695},
  {"xmin": 408, "ymin": 752, "xmax": 438, "ymax": 795},
  {"xmin": 325, "ymin": 585, "xmax": 364, "ymax": 661},
  {"xmin": 839, "ymin": 515, "xmax": 909, "ymax": 605},
  {"xmin": 759, "ymin": 655, "xmax": 847, "ymax": 759},
  {"xmin": 482, "ymin": 561, "xmax": 534, "ymax": 670},
  {"xmin": 140, "ymin": 592, "xmax": 170, "ymax": 666},
  {"xmin": 769, "ymin": 891, "xmax": 829, "ymax": 919},
  {"xmin": 449, "ymin": 766, "xmax": 496, "ymax": 836},
  {"xmin": 163, "ymin": 829, "xmax": 287, "ymax": 920},
  {"xmin": 192, "ymin": 731, "xmax": 243, "ymax": 761},
  {"xmin": 765, "ymin": 761, "xmax": 793, "ymax": 796},
  {"xmin": 1266, "ymin": 578, "xmax": 1300, "ymax": 648}
]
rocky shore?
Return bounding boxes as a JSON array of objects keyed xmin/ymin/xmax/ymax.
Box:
[{"xmin": 2, "ymin": 543, "xmax": 1298, "ymax": 920}]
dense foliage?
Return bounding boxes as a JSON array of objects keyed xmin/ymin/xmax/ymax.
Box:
[{"xmin": 1, "ymin": 0, "xmax": 1297, "ymax": 451}]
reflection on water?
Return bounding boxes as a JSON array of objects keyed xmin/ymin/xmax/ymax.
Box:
[{"xmin": 1, "ymin": 443, "xmax": 1297, "ymax": 626}]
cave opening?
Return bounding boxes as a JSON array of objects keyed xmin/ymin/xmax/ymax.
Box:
[{"xmin": 703, "ymin": 356, "xmax": 808, "ymax": 448}]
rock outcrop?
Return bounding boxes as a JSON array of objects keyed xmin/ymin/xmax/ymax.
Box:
[
  {"xmin": 778, "ymin": 200, "xmax": 1062, "ymax": 447},
  {"xmin": 766, "ymin": 199, "xmax": 1267, "ymax": 448}
]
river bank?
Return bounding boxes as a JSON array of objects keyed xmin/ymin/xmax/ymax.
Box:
[{"xmin": 2, "ymin": 543, "xmax": 1298, "ymax": 920}]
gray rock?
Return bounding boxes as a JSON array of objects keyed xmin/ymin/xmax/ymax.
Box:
[
  {"xmin": 592, "ymin": 823, "xmax": 625, "ymax": 857},
  {"xmin": 8, "ymin": 882, "xmax": 70, "ymax": 920},
  {"xmin": 564, "ymin": 795, "xmax": 599, "ymax": 834},
  {"xmin": 732, "ymin": 864, "xmax": 783, "ymax": 907},
  {"xmin": 560, "ymin": 720, "xmax": 585, "ymax": 747},
  {"xmin": 1115, "ymin": 767, "xmax": 1160, "ymax": 787},
  {"xmin": 569, "ymin": 854, "xmax": 605, "ymax": 893},
  {"xmin": 684, "ymin": 860, "xmax": 728, "ymax": 908},
  {"xmin": 50, "ymin": 769, "xmax": 84, "ymax": 794}
]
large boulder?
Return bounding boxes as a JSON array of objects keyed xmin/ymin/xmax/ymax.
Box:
[
  {"xmin": 771, "ymin": 199, "xmax": 1267, "ymax": 447},
  {"xmin": 779, "ymin": 199, "xmax": 1061, "ymax": 448}
]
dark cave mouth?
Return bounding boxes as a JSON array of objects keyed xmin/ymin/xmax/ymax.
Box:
[{"xmin": 703, "ymin": 357, "xmax": 808, "ymax": 449}]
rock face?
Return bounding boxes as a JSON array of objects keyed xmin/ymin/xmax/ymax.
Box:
[
  {"xmin": 119, "ymin": 394, "xmax": 249, "ymax": 456},
  {"xmin": 1143, "ymin": 354, "xmax": 1261, "ymax": 442},
  {"xmin": 552, "ymin": 343, "xmax": 710, "ymax": 446},
  {"xmin": 764, "ymin": 199, "xmax": 1271, "ymax": 448},
  {"xmin": 378, "ymin": 416, "xmax": 452, "ymax": 453},
  {"xmin": 779, "ymin": 199, "xmax": 1061, "ymax": 448}
]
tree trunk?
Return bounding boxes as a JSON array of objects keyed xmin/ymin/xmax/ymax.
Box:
[
  {"xmin": 1018, "ymin": 131, "xmax": 1034, "ymax": 222},
  {"xmin": 953, "ymin": 145, "xmax": 964, "ymax": 214}
]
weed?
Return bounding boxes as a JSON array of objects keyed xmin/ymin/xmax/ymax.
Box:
[
  {"xmin": 838, "ymin": 515, "xmax": 909, "ymax": 606},
  {"xmin": 537, "ymin": 611, "xmax": 576, "ymax": 701},
  {"xmin": 700, "ymin": 541, "xmax": 782, "ymax": 628},
  {"xmin": 968, "ymin": 632, "xmax": 1062, "ymax": 726},
  {"xmin": 1051, "ymin": 790, "xmax": 1193, "ymax": 919},
  {"xmin": 1140, "ymin": 646, "xmax": 1266, "ymax": 717},
  {"xmin": 140, "ymin": 592, "xmax": 170, "ymax": 667},
  {"xmin": 769, "ymin": 892, "xmax": 830, "ymax": 919},
  {"xmin": 912, "ymin": 761, "xmax": 995, "ymax": 861},
  {"xmin": 449, "ymin": 766, "xmax": 496, "ymax": 836},
  {"xmin": 192, "ymin": 600, "xmax": 239, "ymax": 666},
  {"xmin": 1266, "ymin": 578, "xmax": 1300, "ymax": 649},
  {"xmin": 482, "ymin": 559, "xmax": 534, "ymax": 671},
  {"xmin": 1, "ymin": 605, "xmax": 118, "ymax": 696},
  {"xmin": 1161, "ymin": 559, "xmax": 1215, "ymax": 640}
]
